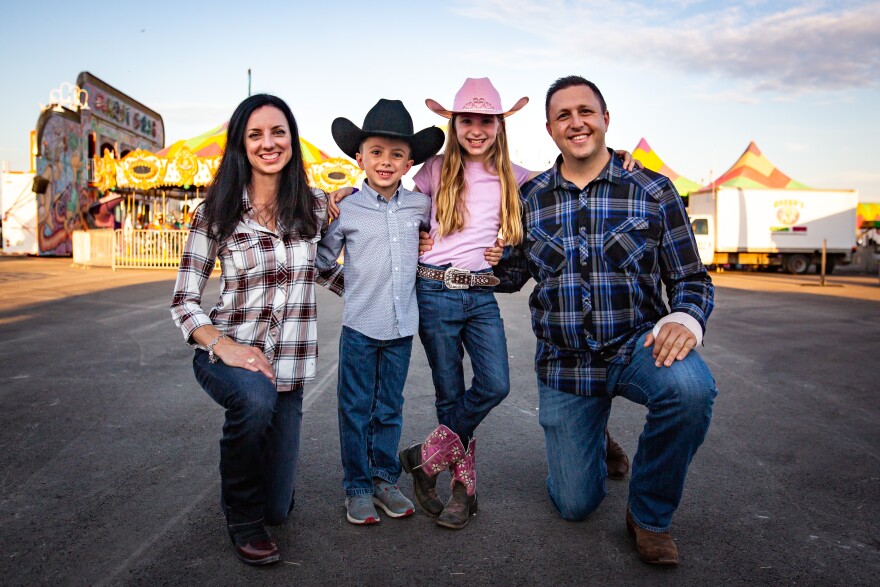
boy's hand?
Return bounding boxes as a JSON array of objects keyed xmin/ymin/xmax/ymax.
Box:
[
  {"xmin": 485, "ymin": 238, "xmax": 505, "ymax": 266},
  {"xmin": 419, "ymin": 231, "xmax": 434, "ymax": 255},
  {"xmin": 327, "ymin": 186, "xmax": 355, "ymax": 218},
  {"xmin": 615, "ymin": 150, "xmax": 643, "ymax": 172}
]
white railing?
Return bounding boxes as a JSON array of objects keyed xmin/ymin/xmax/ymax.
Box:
[{"xmin": 72, "ymin": 229, "xmax": 192, "ymax": 269}]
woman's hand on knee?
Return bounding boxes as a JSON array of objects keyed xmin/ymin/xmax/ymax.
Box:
[{"xmin": 215, "ymin": 340, "xmax": 275, "ymax": 381}]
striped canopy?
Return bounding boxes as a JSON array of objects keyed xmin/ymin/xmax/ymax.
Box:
[
  {"xmin": 632, "ymin": 138, "xmax": 702, "ymax": 197},
  {"xmin": 158, "ymin": 122, "xmax": 330, "ymax": 163},
  {"xmin": 701, "ymin": 141, "xmax": 809, "ymax": 191}
]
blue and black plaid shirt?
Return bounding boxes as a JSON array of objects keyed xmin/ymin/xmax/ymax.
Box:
[{"xmin": 495, "ymin": 151, "xmax": 714, "ymax": 396}]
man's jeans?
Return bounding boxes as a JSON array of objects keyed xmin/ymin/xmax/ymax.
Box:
[
  {"xmin": 193, "ymin": 349, "xmax": 303, "ymax": 527},
  {"xmin": 337, "ymin": 326, "xmax": 412, "ymax": 496},
  {"xmin": 538, "ymin": 332, "xmax": 717, "ymax": 531},
  {"xmin": 416, "ymin": 265, "xmax": 511, "ymax": 440}
]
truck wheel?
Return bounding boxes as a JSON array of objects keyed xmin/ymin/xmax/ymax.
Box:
[{"xmin": 784, "ymin": 254, "xmax": 811, "ymax": 274}]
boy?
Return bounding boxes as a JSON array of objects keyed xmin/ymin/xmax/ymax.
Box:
[{"xmin": 316, "ymin": 99, "xmax": 444, "ymax": 524}]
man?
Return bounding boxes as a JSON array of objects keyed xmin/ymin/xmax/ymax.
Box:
[{"xmin": 495, "ymin": 75, "xmax": 717, "ymax": 565}]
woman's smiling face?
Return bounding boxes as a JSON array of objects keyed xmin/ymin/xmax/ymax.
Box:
[{"xmin": 244, "ymin": 105, "xmax": 293, "ymax": 176}]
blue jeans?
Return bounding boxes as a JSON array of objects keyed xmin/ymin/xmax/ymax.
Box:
[
  {"xmin": 337, "ymin": 326, "xmax": 412, "ymax": 496},
  {"xmin": 193, "ymin": 349, "xmax": 303, "ymax": 527},
  {"xmin": 538, "ymin": 332, "xmax": 716, "ymax": 531},
  {"xmin": 416, "ymin": 265, "xmax": 511, "ymax": 440}
]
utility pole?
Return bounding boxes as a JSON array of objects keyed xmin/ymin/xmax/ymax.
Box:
[{"xmin": 248, "ymin": 69, "xmax": 252, "ymax": 97}]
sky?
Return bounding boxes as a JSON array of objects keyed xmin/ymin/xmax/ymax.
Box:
[{"xmin": 1, "ymin": 0, "xmax": 878, "ymax": 201}]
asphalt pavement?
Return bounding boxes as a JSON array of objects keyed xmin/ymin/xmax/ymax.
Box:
[{"xmin": 0, "ymin": 257, "xmax": 878, "ymax": 585}]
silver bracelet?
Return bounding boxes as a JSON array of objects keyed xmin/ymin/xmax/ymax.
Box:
[{"xmin": 207, "ymin": 333, "xmax": 228, "ymax": 364}]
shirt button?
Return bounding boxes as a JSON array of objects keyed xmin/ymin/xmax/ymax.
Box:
[
  {"xmin": 581, "ymin": 261, "xmax": 587, "ymax": 266},
  {"xmin": 393, "ymin": 238, "xmax": 397, "ymax": 242},
  {"xmin": 394, "ymin": 267, "xmax": 399, "ymax": 271}
]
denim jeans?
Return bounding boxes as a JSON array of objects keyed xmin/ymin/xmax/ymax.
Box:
[
  {"xmin": 193, "ymin": 349, "xmax": 303, "ymax": 527},
  {"xmin": 538, "ymin": 332, "xmax": 717, "ymax": 531},
  {"xmin": 337, "ymin": 326, "xmax": 412, "ymax": 496},
  {"xmin": 416, "ymin": 264, "xmax": 511, "ymax": 440}
]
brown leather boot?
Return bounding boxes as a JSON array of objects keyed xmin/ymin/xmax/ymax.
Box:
[
  {"xmin": 398, "ymin": 444, "xmax": 443, "ymax": 516},
  {"xmin": 399, "ymin": 425, "xmax": 464, "ymax": 517},
  {"xmin": 436, "ymin": 482, "xmax": 478, "ymax": 530},
  {"xmin": 436, "ymin": 439, "xmax": 477, "ymax": 530},
  {"xmin": 606, "ymin": 429, "xmax": 630, "ymax": 481},
  {"xmin": 626, "ymin": 510, "xmax": 679, "ymax": 565}
]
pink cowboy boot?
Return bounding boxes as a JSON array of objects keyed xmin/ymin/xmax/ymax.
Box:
[
  {"xmin": 399, "ymin": 424, "xmax": 465, "ymax": 516},
  {"xmin": 436, "ymin": 438, "xmax": 478, "ymax": 530}
]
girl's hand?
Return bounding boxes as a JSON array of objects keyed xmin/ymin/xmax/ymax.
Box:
[
  {"xmin": 215, "ymin": 339, "xmax": 275, "ymax": 382},
  {"xmin": 615, "ymin": 150, "xmax": 644, "ymax": 172},
  {"xmin": 327, "ymin": 186, "xmax": 355, "ymax": 218},
  {"xmin": 485, "ymin": 238, "xmax": 505, "ymax": 266},
  {"xmin": 419, "ymin": 231, "xmax": 434, "ymax": 255}
]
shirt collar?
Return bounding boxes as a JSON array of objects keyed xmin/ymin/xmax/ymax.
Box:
[
  {"xmin": 551, "ymin": 148, "xmax": 623, "ymax": 192},
  {"xmin": 361, "ymin": 179, "xmax": 401, "ymax": 202}
]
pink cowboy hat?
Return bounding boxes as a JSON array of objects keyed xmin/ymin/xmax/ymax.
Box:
[{"xmin": 425, "ymin": 77, "xmax": 529, "ymax": 119}]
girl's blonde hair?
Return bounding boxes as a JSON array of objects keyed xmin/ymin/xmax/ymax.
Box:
[{"xmin": 433, "ymin": 115, "xmax": 523, "ymax": 246}]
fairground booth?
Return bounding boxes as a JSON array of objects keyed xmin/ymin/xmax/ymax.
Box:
[
  {"xmin": 32, "ymin": 72, "xmax": 164, "ymax": 256},
  {"xmin": 21, "ymin": 71, "xmax": 363, "ymax": 268}
]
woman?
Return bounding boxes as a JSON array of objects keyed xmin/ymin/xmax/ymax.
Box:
[{"xmin": 170, "ymin": 94, "xmax": 343, "ymax": 566}]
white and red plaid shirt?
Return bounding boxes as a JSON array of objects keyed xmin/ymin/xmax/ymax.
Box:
[{"xmin": 171, "ymin": 188, "xmax": 344, "ymax": 391}]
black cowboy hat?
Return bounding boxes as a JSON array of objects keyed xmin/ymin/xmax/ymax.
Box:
[{"xmin": 331, "ymin": 99, "xmax": 444, "ymax": 166}]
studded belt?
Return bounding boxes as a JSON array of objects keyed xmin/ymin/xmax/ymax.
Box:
[{"xmin": 417, "ymin": 265, "xmax": 500, "ymax": 289}]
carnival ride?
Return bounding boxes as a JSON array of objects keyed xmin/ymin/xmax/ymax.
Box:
[{"xmin": 91, "ymin": 123, "xmax": 364, "ymax": 217}]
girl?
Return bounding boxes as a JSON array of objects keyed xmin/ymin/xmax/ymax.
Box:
[{"xmin": 170, "ymin": 94, "xmax": 343, "ymax": 565}]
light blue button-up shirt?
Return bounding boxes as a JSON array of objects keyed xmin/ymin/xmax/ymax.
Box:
[{"xmin": 316, "ymin": 181, "xmax": 431, "ymax": 340}]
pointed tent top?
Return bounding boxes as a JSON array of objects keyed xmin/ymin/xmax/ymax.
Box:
[
  {"xmin": 702, "ymin": 141, "xmax": 809, "ymax": 191},
  {"xmin": 632, "ymin": 138, "xmax": 702, "ymax": 197},
  {"xmin": 157, "ymin": 123, "xmax": 330, "ymax": 163}
]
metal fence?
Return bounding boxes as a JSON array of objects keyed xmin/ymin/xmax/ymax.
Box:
[{"xmin": 72, "ymin": 229, "xmax": 191, "ymax": 270}]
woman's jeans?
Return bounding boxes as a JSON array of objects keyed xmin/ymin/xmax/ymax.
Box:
[
  {"xmin": 538, "ymin": 332, "xmax": 717, "ymax": 532},
  {"xmin": 416, "ymin": 266, "xmax": 511, "ymax": 440},
  {"xmin": 193, "ymin": 349, "xmax": 303, "ymax": 527},
  {"xmin": 337, "ymin": 326, "xmax": 412, "ymax": 496}
]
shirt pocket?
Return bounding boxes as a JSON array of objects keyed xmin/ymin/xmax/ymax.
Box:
[
  {"xmin": 227, "ymin": 233, "xmax": 263, "ymax": 272},
  {"xmin": 528, "ymin": 225, "xmax": 567, "ymax": 276},
  {"xmin": 602, "ymin": 216, "xmax": 660, "ymax": 272}
]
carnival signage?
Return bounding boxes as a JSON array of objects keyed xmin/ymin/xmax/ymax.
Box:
[{"xmin": 83, "ymin": 81, "xmax": 161, "ymax": 142}]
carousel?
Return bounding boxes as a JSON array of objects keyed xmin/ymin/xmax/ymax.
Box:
[{"xmin": 74, "ymin": 124, "xmax": 364, "ymax": 269}]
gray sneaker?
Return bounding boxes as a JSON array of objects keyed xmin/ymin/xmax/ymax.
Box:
[
  {"xmin": 373, "ymin": 480, "xmax": 415, "ymax": 518},
  {"xmin": 345, "ymin": 494, "xmax": 380, "ymax": 525}
]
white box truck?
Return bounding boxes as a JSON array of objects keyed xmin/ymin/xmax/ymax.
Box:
[{"xmin": 688, "ymin": 187, "xmax": 858, "ymax": 274}]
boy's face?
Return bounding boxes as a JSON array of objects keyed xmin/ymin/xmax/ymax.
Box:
[{"xmin": 356, "ymin": 136, "xmax": 413, "ymax": 197}]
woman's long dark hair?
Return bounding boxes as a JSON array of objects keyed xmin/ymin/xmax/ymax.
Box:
[{"xmin": 200, "ymin": 93, "xmax": 318, "ymax": 242}]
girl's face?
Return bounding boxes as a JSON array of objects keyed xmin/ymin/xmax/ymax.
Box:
[
  {"xmin": 244, "ymin": 105, "xmax": 293, "ymax": 177},
  {"xmin": 454, "ymin": 114, "xmax": 501, "ymax": 162}
]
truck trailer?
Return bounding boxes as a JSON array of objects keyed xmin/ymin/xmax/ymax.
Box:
[{"xmin": 688, "ymin": 187, "xmax": 858, "ymax": 274}]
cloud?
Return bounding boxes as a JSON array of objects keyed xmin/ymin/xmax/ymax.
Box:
[{"xmin": 451, "ymin": 0, "xmax": 880, "ymax": 93}]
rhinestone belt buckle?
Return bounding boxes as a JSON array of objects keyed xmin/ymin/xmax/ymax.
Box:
[{"xmin": 443, "ymin": 267, "xmax": 471, "ymax": 289}]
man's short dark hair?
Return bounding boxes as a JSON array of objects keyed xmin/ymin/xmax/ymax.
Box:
[{"xmin": 545, "ymin": 76, "xmax": 607, "ymax": 120}]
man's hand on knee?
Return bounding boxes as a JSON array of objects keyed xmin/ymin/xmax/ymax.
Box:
[{"xmin": 644, "ymin": 323, "xmax": 697, "ymax": 368}]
